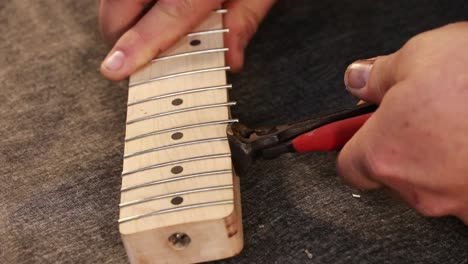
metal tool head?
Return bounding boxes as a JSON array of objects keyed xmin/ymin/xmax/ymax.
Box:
[
  {"xmin": 226, "ymin": 122, "xmax": 292, "ymax": 176},
  {"xmin": 227, "ymin": 122, "xmax": 255, "ymax": 177}
]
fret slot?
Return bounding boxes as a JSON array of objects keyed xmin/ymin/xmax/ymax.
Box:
[
  {"xmin": 129, "ymin": 66, "xmax": 230, "ymax": 87},
  {"xmin": 129, "ymin": 71, "xmax": 227, "ymax": 102},
  {"xmin": 121, "ymin": 157, "xmax": 232, "ymax": 189},
  {"xmin": 124, "ymin": 137, "xmax": 228, "ymax": 159},
  {"xmin": 120, "ymin": 185, "xmax": 233, "ymax": 208},
  {"xmin": 131, "ymin": 51, "xmax": 226, "ymax": 87},
  {"xmin": 121, "ymin": 170, "xmax": 232, "ymax": 192},
  {"xmin": 125, "ymin": 124, "xmax": 229, "ymax": 154},
  {"xmin": 126, "ymin": 101, "xmax": 236, "ymax": 124},
  {"xmin": 121, "ymin": 185, "xmax": 234, "ymax": 222},
  {"xmin": 125, "ymin": 108, "xmax": 231, "ymax": 139},
  {"xmin": 155, "ymin": 30, "xmax": 224, "ymax": 60},
  {"xmin": 128, "ymin": 84, "xmax": 232, "ymax": 106},
  {"xmin": 124, "ymin": 139, "xmax": 230, "ymax": 171},
  {"xmin": 152, "ymin": 48, "xmax": 228, "ymax": 62},
  {"xmin": 120, "ymin": 190, "xmax": 234, "ymax": 223},
  {"xmin": 121, "ymin": 168, "xmax": 233, "ymax": 202},
  {"xmin": 125, "ymin": 119, "xmax": 237, "ymax": 142},
  {"xmin": 127, "ymin": 87, "xmax": 231, "ymax": 121},
  {"xmin": 119, "ymin": 200, "xmax": 233, "ymax": 224},
  {"xmin": 129, "ymin": 90, "xmax": 229, "ymax": 120},
  {"xmin": 122, "ymin": 153, "xmax": 231, "ymax": 177},
  {"xmin": 188, "ymin": 28, "xmax": 229, "ymax": 37}
]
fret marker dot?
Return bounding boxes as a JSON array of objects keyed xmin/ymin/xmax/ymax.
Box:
[
  {"xmin": 171, "ymin": 166, "xmax": 183, "ymax": 174},
  {"xmin": 172, "ymin": 98, "xmax": 183, "ymax": 106},
  {"xmin": 190, "ymin": 39, "xmax": 201, "ymax": 46},
  {"xmin": 171, "ymin": 196, "xmax": 184, "ymax": 205},
  {"xmin": 171, "ymin": 132, "xmax": 183, "ymax": 140}
]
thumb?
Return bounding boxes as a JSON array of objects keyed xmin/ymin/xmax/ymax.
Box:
[
  {"xmin": 344, "ymin": 54, "xmax": 398, "ymax": 103},
  {"xmin": 100, "ymin": 0, "xmax": 225, "ymax": 81},
  {"xmin": 336, "ymin": 117, "xmax": 383, "ymax": 190}
]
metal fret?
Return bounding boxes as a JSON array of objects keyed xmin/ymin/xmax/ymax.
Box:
[
  {"xmin": 187, "ymin": 29, "xmax": 229, "ymax": 37},
  {"xmin": 215, "ymin": 9, "xmax": 228, "ymax": 14},
  {"xmin": 121, "ymin": 170, "xmax": 232, "ymax": 192},
  {"xmin": 125, "ymin": 119, "xmax": 238, "ymax": 142},
  {"xmin": 118, "ymin": 200, "xmax": 234, "ymax": 224},
  {"xmin": 129, "ymin": 66, "xmax": 230, "ymax": 87},
  {"xmin": 126, "ymin": 102, "xmax": 236, "ymax": 125},
  {"xmin": 121, "ymin": 153, "xmax": 231, "ymax": 177},
  {"xmin": 127, "ymin": 84, "xmax": 232, "ymax": 106},
  {"xmin": 119, "ymin": 6, "xmax": 242, "ymax": 258},
  {"xmin": 120, "ymin": 185, "xmax": 233, "ymax": 208},
  {"xmin": 124, "ymin": 137, "xmax": 228, "ymax": 159},
  {"xmin": 152, "ymin": 48, "xmax": 228, "ymax": 62}
]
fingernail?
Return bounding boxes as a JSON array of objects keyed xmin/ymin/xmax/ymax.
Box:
[
  {"xmin": 345, "ymin": 59, "xmax": 375, "ymax": 90},
  {"xmin": 103, "ymin": 50, "xmax": 125, "ymax": 71}
]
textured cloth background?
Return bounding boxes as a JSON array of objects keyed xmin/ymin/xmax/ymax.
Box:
[{"xmin": 1, "ymin": 1, "xmax": 467, "ymax": 263}]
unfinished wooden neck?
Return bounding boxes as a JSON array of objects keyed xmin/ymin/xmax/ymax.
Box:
[{"xmin": 119, "ymin": 10, "xmax": 243, "ymax": 264}]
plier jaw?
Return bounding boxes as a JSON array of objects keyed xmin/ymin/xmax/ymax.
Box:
[
  {"xmin": 227, "ymin": 123, "xmax": 256, "ymax": 177},
  {"xmin": 227, "ymin": 103, "xmax": 378, "ymax": 176},
  {"xmin": 227, "ymin": 121, "xmax": 295, "ymax": 176}
]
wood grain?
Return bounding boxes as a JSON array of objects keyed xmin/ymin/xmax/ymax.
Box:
[{"xmin": 119, "ymin": 11, "xmax": 244, "ymax": 264}]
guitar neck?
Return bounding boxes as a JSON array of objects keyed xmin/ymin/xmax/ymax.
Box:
[{"xmin": 119, "ymin": 10, "xmax": 243, "ymax": 264}]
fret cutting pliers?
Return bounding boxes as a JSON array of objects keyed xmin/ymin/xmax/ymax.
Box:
[{"xmin": 227, "ymin": 103, "xmax": 378, "ymax": 176}]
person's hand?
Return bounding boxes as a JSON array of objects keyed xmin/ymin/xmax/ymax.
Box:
[
  {"xmin": 98, "ymin": 0, "xmax": 275, "ymax": 80},
  {"xmin": 338, "ymin": 22, "xmax": 468, "ymax": 224}
]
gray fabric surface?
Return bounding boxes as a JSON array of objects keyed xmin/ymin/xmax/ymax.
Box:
[{"xmin": 1, "ymin": 0, "xmax": 467, "ymax": 263}]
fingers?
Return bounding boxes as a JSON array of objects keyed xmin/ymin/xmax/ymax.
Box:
[
  {"xmin": 223, "ymin": 0, "xmax": 275, "ymax": 71},
  {"xmin": 336, "ymin": 79, "xmax": 409, "ymax": 190},
  {"xmin": 457, "ymin": 209, "xmax": 468, "ymax": 225},
  {"xmin": 344, "ymin": 54, "xmax": 398, "ymax": 104},
  {"xmin": 336, "ymin": 118, "xmax": 383, "ymax": 190},
  {"xmin": 100, "ymin": 0, "xmax": 225, "ymax": 81},
  {"xmin": 99, "ymin": 0, "xmax": 154, "ymax": 44}
]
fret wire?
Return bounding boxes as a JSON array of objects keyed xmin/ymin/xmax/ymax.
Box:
[
  {"xmin": 127, "ymin": 84, "xmax": 232, "ymax": 106},
  {"xmin": 129, "ymin": 66, "xmax": 230, "ymax": 87},
  {"xmin": 124, "ymin": 137, "xmax": 228, "ymax": 159},
  {"xmin": 126, "ymin": 102, "xmax": 237, "ymax": 125},
  {"xmin": 118, "ymin": 200, "xmax": 234, "ymax": 224},
  {"xmin": 125, "ymin": 119, "xmax": 238, "ymax": 142},
  {"xmin": 187, "ymin": 29, "xmax": 229, "ymax": 37},
  {"xmin": 119, "ymin": 185, "xmax": 233, "ymax": 208},
  {"xmin": 121, "ymin": 170, "xmax": 232, "ymax": 192},
  {"xmin": 121, "ymin": 153, "xmax": 231, "ymax": 177},
  {"xmin": 152, "ymin": 48, "xmax": 228, "ymax": 62},
  {"xmin": 119, "ymin": 6, "xmax": 236, "ymax": 238}
]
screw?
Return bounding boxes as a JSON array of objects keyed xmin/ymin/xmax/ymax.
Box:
[{"xmin": 168, "ymin": 233, "xmax": 191, "ymax": 250}]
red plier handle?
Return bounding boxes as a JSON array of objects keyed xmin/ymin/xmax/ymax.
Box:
[
  {"xmin": 292, "ymin": 112, "xmax": 373, "ymax": 152},
  {"xmin": 256, "ymin": 103, "xmax": 378, "ymax": 159},
  {"xmin": 227, "ymin": 103, "xmax": 377, "ymax": 175}
]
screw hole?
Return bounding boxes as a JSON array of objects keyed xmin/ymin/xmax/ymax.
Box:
[
  {"xmin": 190, "ymin": 39, "xmax": 201, "ymax": 46},
  {"xmin": 171, "ymin": 98, "xmax": 183, "ymax": 106},
  {"xmin": 171, "ymin": 132, "xmax": 183, "ymax": 140},
  {"xmin": 171, "ymin": 196, "xmax": 184, "ymax": 205},
  {"xmin": 168, "ymin": 233, "xmax": 191, "ymax": 250},
  {"xmin": 171, "ymin": 166, "xmax": 183, "ymax": 174}
]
